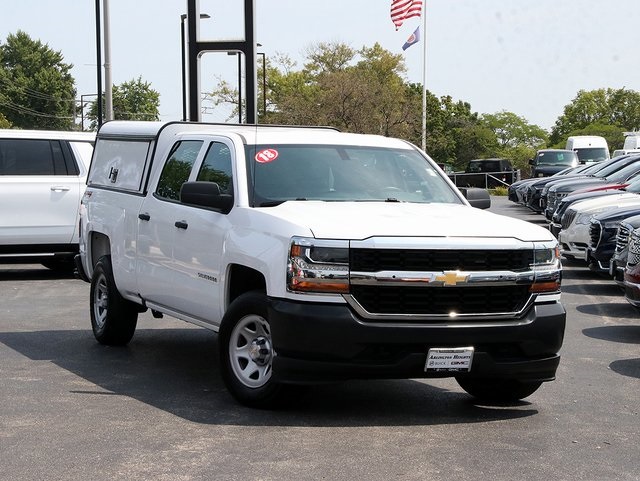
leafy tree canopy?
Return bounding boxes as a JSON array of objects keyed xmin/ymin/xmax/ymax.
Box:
[
  {"xmin": 481, "ymin": 111, "xmax": 548, "ymax": 170},
  {"xmin": 203, "ymin": 41, "xmax": 502, "ymax": 168},
  {"xmin": 87, "ymin": 76, "xmax": 160, "ymax": 130},
  {"xmin": 550, "ymin": 88, "xmax": 640, "ymax": 146},
  {"xmin": 0, "ymin": 112, "xmax": 11, "ymax": 128},
  {"xmin": 0, "ymin": 30, "xmax": 76, "ymax": 130}
]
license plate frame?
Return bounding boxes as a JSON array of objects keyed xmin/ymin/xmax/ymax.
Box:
[{"xmin": 425, "ymin": 347, "xmax": 474, "ymax": 372}]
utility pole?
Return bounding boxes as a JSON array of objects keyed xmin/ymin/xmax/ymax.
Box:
[
  {"xmin": 94, "ymin": 0, "xmax": 103, "ymax": 127},
  {"xmin": 104, "ymin": 0, "xmax": 114, "ymax": 120}
]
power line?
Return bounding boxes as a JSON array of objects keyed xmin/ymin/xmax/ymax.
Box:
[
  {"xmin": 0, "ymin": 76, "xmax": 78, "ymax": 103},
  {"xmin": 0, "ymin": 99, "xmax": 74, "ymax": 120}
]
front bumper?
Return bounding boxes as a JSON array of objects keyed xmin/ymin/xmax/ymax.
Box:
[
  {"xmin": 268, "ymin": 298, "xmax": 566, "ymax": 384},
  {"xmin": 558, "ymin": 224, "xmax": 590, "ymax": 260},
  {"xmin": 587, "ymin": 238, "xmax": 616, "ymax": 273},
  {"xmin": 610, "ymin": 257, "xmax": 626, "ymax": 286},
  {"xmin": 624, "ymin": 276, "xmax": 640, "ymax": 307}
]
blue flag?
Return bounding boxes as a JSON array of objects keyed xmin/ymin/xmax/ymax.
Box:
[{"xmin": 402, "ymin": 26, "xmax": 421, "ymax": 51}]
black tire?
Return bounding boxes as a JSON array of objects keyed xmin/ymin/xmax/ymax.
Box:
[
  {"xmin": 90, "ymin": 255, "xmax": 138, "ymax": 346},
  {"xmin": 219, "ymin": 291, "xmax": 283, "ymax": 408},
  {"xmin": 456, "ymin": 377, "xmax": 543, "ymax": 402}
]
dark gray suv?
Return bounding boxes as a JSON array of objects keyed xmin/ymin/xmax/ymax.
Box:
[{"xmin": 529, "ymin": 149, "xmax": 579, "ymax": 178}]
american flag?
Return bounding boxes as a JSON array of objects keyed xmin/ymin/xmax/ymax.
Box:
[{"xmin": 390, "ymin": 0, "xmax": 423, "ymax": 30}]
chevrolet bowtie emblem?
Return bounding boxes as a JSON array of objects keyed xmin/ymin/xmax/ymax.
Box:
[{"xmin": 435, "ymin": 271, "xmax": 470, "ymax": 286}]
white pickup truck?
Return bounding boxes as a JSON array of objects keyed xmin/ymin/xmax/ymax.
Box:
[{"xmin": 77, "ymin": 121, "xmax": 565, "ymax": 408}]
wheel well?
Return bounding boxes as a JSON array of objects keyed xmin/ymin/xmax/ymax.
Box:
[
  {"xmin": 227, "ymin": 264, "xmax": 266, "ymax": 304},
  {"xmin": 89, "ymin": 232, "xmax": 111, "ymax": 269}
]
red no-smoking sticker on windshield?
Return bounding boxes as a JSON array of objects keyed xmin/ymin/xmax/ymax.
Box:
[{"xmin": 255, "ymin": 148, "xmax": 279, "ymax": 163}]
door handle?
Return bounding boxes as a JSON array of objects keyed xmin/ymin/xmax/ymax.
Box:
[
  {"xmin": 175, "ymin": 220, "xmax": 188, "ymax": 230},
  {"xmin": 51, "ymin": 186, "xmax": 70, "ymax": 192},
  {"xmin": 138, "ymin": 213, "xmax": 151, "ymax": 221}
]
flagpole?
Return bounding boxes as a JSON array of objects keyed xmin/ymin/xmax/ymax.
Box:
[{"xmin": 421, "ymin": 3, "xmax": 427, "ymax": 151}]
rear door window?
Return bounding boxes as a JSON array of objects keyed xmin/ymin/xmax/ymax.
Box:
[
  {"xmin": 155, "ymin": 140, "xmax": 203, "ymax": 201},
  {"xmin": 0, "ymin": 139, "xmax": 57, "ymax": 175}
]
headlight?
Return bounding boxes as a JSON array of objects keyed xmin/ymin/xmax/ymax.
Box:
[
  {"xmin": 530, "ymin": 243, "xmax": 562, "ymax": 294},
  {"xmin": 576, "ymin": 208, "xmax": 607, "ymax": 225},
  {"xmin": 287, "ymin": 237, "xmax": 349, "ymax": 294}
]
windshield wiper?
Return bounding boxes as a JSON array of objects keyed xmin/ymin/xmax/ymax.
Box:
[{"xmin": 258, "ymin": 200, "xmax": 286, "ymax": 207}]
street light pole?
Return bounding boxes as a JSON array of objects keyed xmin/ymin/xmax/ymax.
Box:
[
  {"xmin": 257, "ymin": 51, "xmax": 266, "ymax": 120},
  {"xmin": 227, "ymin": 51, "xmax": 242, "ymax": 123}
]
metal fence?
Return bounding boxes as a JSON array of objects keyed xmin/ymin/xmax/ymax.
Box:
[{"xmin": 448, "ymin": 170, "xmax": 521, "ymax": 189}]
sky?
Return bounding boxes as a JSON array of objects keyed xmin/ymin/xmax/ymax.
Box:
[{"xmin": 2, "ymin": 0, "xmax": 640, "ymax": 131}]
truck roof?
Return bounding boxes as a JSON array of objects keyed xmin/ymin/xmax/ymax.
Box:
[
  {"xmin": 0, "ymin": 129, "xmax": 95, "ymax": 141},
  {"xmin": 96, "ymin": 120, "xmax": 415, "ymax": 149}
]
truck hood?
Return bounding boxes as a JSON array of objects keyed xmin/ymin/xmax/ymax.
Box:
[{"xmin": 265, "ymin": 201, "xmax": 554, "ymax": 242}]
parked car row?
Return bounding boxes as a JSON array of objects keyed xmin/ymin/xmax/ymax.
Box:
[{"xmin": 508, "ymin": 152, "xmax": 640, "ymax": 308}]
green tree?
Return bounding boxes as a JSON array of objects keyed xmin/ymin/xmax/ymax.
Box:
[
  {"xmin": 0, "ymin": 30, "xmax": 76, "ymax": 130},
  {"xmin": 202, "ymin": 41, "xmax": 500, "ymax": 169},
  {"xmin": 0, "ymin": 112, "xmax": 11, "ymax": 128},
  {"xmin": 88, "ymin": 77, "xmax": 160, "ymax": 130},
  {"xmin": 550, "ymin": 88, "xmax": 640, "ymax": 146},
  {"xmin": 482, "ymin": 111, "xmax": 548, "ymax": 170}
]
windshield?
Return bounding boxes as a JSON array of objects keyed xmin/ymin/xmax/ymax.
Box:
[
  {"xmin": 466, "ymin": 159, "xmax": 509, "ymax": 172},
  {"xmin": 245, "ymin": 144, "xmax": 463, "ymax": 207},
  {"xmin": 536, "ymin": 151, "xmax": 578, "ymax": 166},
  {"xmin": 575, "ymin": 147, "xmax": 609, "ymax": 163},
  {"xmin": 605, "ymin": 159, "xmax": 640, "ymax": 183},
  {"xmin": 594, "ymin": 155, "xmax": 640, "ymax": 178}
]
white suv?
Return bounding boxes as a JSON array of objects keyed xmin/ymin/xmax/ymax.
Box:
[{"xmin": 0, "ymin": 129, "xmax": 94, "ymax": 270}]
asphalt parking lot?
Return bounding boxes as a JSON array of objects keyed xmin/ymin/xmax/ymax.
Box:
[{"xmin": 1, "ymin": 196, "xmax": 638, "ymax": 481}]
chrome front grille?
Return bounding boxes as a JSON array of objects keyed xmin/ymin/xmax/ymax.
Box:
[
  {"xmin": 615, "ymin": 223, "xmax": 631, "ymax": 254},
  {"xmin": 589, "ymin": 221, "xmax": 602, "ymax": 248},
  {"xmin": 626, "ymin": 231, "xmax": 640, "ymax": 267},
  {"xmin": 561, "ymin": 209, "xmax": 577, "ymax": 230},
  {"xmin": 346, "ymin": 245, "xmax": 543, "ymax": 321}
]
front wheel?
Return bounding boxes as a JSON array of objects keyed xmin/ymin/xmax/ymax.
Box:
[
  {"xmin": 90, "ymin": 255, "xmax": 138, "ymax": 346},
  {"xmin": 219, "ymin": 291, "xmax": 284, "ymax": 408},
  {"xmin": 456, "ymin": 377, "xmax": 543, "ymax": 402}
]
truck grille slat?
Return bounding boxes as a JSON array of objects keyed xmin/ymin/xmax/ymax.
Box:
[
  {"xmin": 350, "ymin": 285, "xmax": 531, "ymax": 317},
  {"xmin": 351, "ymin": 249, "xmax": 533, "ymax": 272}
]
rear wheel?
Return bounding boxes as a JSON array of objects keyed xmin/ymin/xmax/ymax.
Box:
[
  {"xmin": 219, "ymin": 291, "xmax": 284, "ymax": 408},
  {"xmin": 456, "ymin": 377, "xmax": 543, "ymax": 402},
  {"xmin": 90, "ymin": 255, "xmax": 138, "ymax": 345}
]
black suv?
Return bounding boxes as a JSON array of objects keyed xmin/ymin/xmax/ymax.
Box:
[{"xmin": 460, "ymin": 158, "xmax": 517, "ymax": 188}]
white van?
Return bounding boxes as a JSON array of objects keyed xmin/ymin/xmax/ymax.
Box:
[
  {"xmin": 623, "ymin": 133, "xmax": 640, "ymax": 150},
  {"xmin": 565, "ymin": 135, "xmax": 610, "ymax": 163},
  {"xmin": 612, "ymin": 148, "xmax": 640, "ymax": 158}
]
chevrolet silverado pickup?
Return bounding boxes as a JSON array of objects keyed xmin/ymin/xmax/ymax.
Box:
[{"xmin": 77, "ymin": 121, "xmax": 565, "ymax": 408}]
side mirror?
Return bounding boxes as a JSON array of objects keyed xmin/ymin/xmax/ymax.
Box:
[
  {"xmin": 459, "ymin": 187, "xmax": 491, "ymax": 209},
  {"xmin": 528, "ymin": 158, "xmax": 535, "ymax": 165},
  {"xmin": 180, "ymin": 181, "xmax": 233, "ymax": 214}
]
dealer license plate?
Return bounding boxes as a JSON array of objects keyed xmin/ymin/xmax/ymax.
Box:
[{"xmin": 425, "ymin": 347, "xmax": 474, "ymax": 372}]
